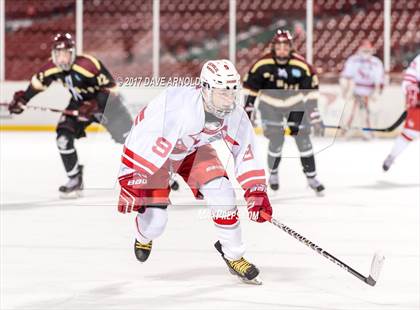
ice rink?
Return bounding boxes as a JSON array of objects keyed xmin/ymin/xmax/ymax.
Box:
[{"xmin": 1, "ymin": 131, "xmax": 419, "ymax": 310}]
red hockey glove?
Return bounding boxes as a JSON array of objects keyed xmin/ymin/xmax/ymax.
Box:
[
  {"xmin": 118, "ymin": 172, "xmax": 147, "ymax": 213},
  {"xmin": 406, "ymin": 84, "xmax": 420, "ymax": 108},
  {"xmin": 244, "ymin": 184, "xmax": 273, "ymax": 223},
  {"xmin": 8, "ymin": 90, "xmax": 28, "ymax": 114}
]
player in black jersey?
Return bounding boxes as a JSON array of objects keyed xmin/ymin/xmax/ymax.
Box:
[
  {"xmin": 8, "ymin": 33, "xmax": 133, "ymax": 198},
  {"xmin": 243, "ymin": 30, "xmax": 325, "ymax": 195}
]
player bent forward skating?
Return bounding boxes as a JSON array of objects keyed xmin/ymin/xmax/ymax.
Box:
[
  {"xmin": 8, "ymin": 33, "xmax": 133, "ymax": 198},
  {"xmin": 117, "ymin": 60, "xmax": 273, "ymax": 284},
  {"xmin": 383, "ymin": 54, "xmax": 420, "ymax": 171}
]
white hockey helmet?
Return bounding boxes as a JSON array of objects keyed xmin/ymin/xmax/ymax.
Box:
[{"xmin": 200, "ymin": 59, "xmax": 242, "ymax": 119}]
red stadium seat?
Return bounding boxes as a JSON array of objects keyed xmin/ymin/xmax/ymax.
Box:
[{"xmin": 4, "ymin": 0, "xmax": 418, "ymax": 79}]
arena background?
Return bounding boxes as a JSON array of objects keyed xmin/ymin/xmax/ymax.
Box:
[
  {"xmin": 1, "ymin": 2, "xmax": 419, "ymax": 309},
  {"xmin": 0, "ymin": 0, "xmax": 418, "ymax": 134}
]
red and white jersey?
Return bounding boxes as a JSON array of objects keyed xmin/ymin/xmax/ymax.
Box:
[
  {"xmin": 341, "ymin": 54, "xmax": 384, "ymax": 96},
  {"xmin": 402, "ymin": 54, "xmax": 420, "ymax": 93},
  {"xmin": 120, "ymin": 87, "xmax": 266, "ymax": 191}
]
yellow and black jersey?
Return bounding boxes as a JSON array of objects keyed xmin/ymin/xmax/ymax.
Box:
[
  {"xmin": 243, "ymin": 52, "xmax": 319, "ymax": 109},
  {"xmin": 23, "ymin": 54, "xmax": 117, "ymax": 104}
]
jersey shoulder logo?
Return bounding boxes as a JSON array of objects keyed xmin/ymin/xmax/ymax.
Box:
[
  {"xmin": 277, "ymin": 68, "xmax": 288, "ymax": 79},
  {"xmin": 243, "ymin": 144, "xmax": 254, "ymax": 161}
]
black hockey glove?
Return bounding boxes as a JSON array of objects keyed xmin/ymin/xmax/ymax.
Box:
[{"xmin": 9, "ymin": 90, "xmax": 28, "ymax": 114}]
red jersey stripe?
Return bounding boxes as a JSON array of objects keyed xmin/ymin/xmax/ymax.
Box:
[
  {"xmin": 237, "ymin": 169, "xmax": 265, "ymax": 183},
  {"xmin": 134, "ymin": 107, "xmax": 146, "ymax": 126},
  {"xmin": 241, "ymin": 179, "xmax": 266, "ymax": 191},
  {"xmin": 224, "ymin": 134, "xmax": 239, "ymax": 146},
  {"xmin": 121, "ymin": 155, "xmax": 151, "ymax": 176},
  {"xmin": 123, "ymin": 146, "xmax": 159, "ymax": 173},
  {"xmin": 404, "ymin": 73, "xmax": 418, "ymax": 81}
]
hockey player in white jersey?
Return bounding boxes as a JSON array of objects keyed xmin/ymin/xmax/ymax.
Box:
[
  {"xmin": 117, "ymin": 60, "xmax": 273, "ymax": 284},
  {"xmin": 383, "ymin": 54, "xmax": 420, "ymax": 171},
  {"xmin": 340, "ymin": 40, "xmax": 384, "ymax": 139}
]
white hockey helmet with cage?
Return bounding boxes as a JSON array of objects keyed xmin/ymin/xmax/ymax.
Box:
[{"xmin": 200, "ymin": 59, "xmax": 242, "ymax": 119}]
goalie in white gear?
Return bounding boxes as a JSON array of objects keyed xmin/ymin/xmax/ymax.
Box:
[
  {"xmin": 340, "ymin": 40, "xmax": 384, "ymax": 139},
  {"xmin": 117, "ymin": 60, "xmax": 273, "ymax": 285}
]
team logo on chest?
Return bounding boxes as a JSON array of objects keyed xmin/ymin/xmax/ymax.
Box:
[
  {"xmin": 291, "ymin": 68, "xmax": 302, "ymax": 78},
  {"xmin": 64, "ymin": 75, "xmax": 83, "ymax": 101},
  {"xmin": 277, "ymin": 68, "xmax": 288, "ymax": 79}
]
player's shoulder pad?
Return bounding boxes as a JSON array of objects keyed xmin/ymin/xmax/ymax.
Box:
[
  {"xmin": 250, "ymin": 53, "xmax": 276, "ymax": 73},
  {"xmin": 72, "ymin": 54, "xmax": 101, "ymax": 78},
  {"xmin": 289, "ymin": 53, "xmax": 315, "ymax": 76},
  {"xmin": 39, "ymin": 59, "xmax": 62, "ymax": 77}
]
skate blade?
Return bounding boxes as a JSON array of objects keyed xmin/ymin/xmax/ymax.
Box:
[
  {"xmin": 308, "ymin": 186, "xmax": 325, "ymax": 197},
  {"xmin": 239, "ymin": 276, "xmax": 263, "ymax": 285},
  {"xmin": 59, "ymin": 190, "xmax": 83, "ymax": 199},
  {"xmin": 227, "ymin": 269, "xmax": 263, "ymax": 285}
]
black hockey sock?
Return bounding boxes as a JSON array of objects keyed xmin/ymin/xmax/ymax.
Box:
[
  {"xmin": 60, "ymin": 152, "xmax": 79, "ymax": 177},
  {"xmin": 56, "ymin": 132, "xmax": 80, "ymax": 177},
  {"xmin": 268, "ymin": 154, "xmax": 282, "ymax": 174},
  {"xmin": 300, "ymin": 155, "xmax": 316, "ymax": 178}
]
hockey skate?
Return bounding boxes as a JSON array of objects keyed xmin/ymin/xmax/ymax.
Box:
[
  {"xmin": 134, "ymin": 239, "xmax": 153, "ymax": 262},
  {"xmin": 382, "ymin": 155, "xmax": 394, "ymax": 172},
  {"xmin": 214, "ymin": 241, "xmax": 262, "ymax": 285},
  {"xmin": 268, "ymin": 172, "xmax": 279, "ymax": 191},
  {"xmin": 59, "ymin": 165, "xmax": 84, "ymax": 199},
  {"xmin": 307, "ymin": 176, "xmax": 325, "ymax": 196}
]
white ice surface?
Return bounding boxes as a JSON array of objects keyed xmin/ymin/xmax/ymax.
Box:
[{"xmin": 1, "ymin": 131, "xmax": 419, "ymax": 310}]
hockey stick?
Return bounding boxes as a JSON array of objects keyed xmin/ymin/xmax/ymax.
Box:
[
  {"xmin": 0, "ymin": 102, "xmax": 88, "ymax": 120},
  {"xmin": 324, "ymin": 111, "xmax": 407, "ymax": 133},
  {"xmin": 260, "ymin": 211, "xmax": 385, "ymax": 286}
]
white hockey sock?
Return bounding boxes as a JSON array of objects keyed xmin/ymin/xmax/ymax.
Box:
[
  {"xmin": 135, "ymin": 207, "xmax": 168, "ymax": 243},
  {"xmin": 389, "ymin": 129, "xmax": 419, "ymax": 159},
  {"xmin": 200, "ymin": 177, "xmax": 245, "ymax": 261}
]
